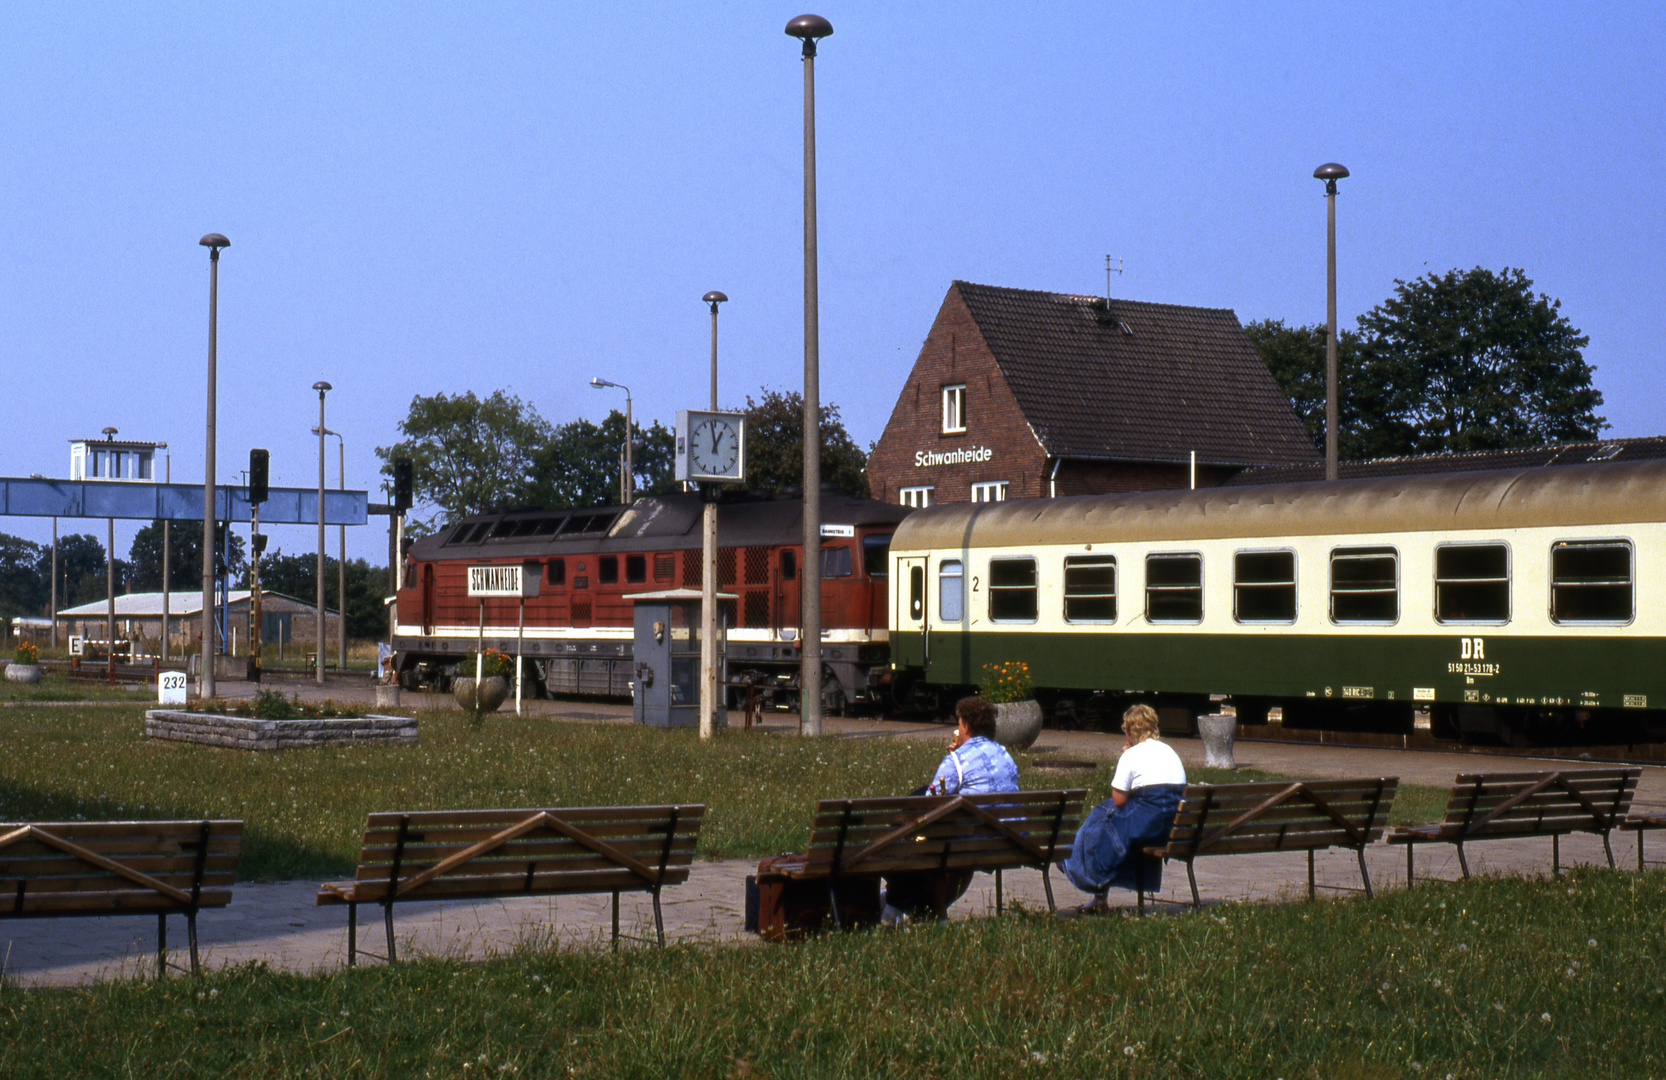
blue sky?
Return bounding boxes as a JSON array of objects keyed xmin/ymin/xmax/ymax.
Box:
[{"xmin": 3, "ymin": 2, "xmax": 1662, "ymax": 564}]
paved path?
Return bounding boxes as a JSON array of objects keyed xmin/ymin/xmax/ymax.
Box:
[{"xmin": 6, "ymin": 682, "xmax": 1662, "ymax": 987}]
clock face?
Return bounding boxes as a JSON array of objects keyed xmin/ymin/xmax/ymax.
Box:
[{"xmin": 690, "ymin": 417, "xmax": 739, "ymax": 476}]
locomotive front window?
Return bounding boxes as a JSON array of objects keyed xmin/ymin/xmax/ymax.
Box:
[
  {"xmin": 988, "ymin": 558, "xmax": 1038, "ymax": 622},
  {"xmin": 1146, "ymin": 553, "xmax": 1202, "ymax": 623},
  {"xmin": 598, "ymin": 556, "xmax": 619, "ymax": 585},
  {"xmin": 939, "ymin": 560, "xmax": 964, "ymax": 621},
  {"xmin": 1550, "ymin": 540, "xmax": 1633, "ymax": 624},
  {"xmin": 1331, "ymin": 547, "xmax": 1399, "ymax": 623},
  {"xmin": 546, "ymin": 558, "xmax": 565, "ymax": 586},
  {"xmin": 780, "ymin": 550, "xmax": 796, "ymax": 581},
  {"xmin": 1435, "ymin": 544, "xmax": 1510, "ymax": 623},
  {"xmin": 863, "ymin": 534, "xmax": 891, "ymax": 577},
  {"xmin": 625, "ymin": 554, "xmax": 647, "ymax": 584},
  {"xmin": 821, "ymin": 545, "xmax": 854, "ymax": 578},
  {"xmin": 1063, "ymin": 555, "xmax": 1116, "ymax": 622},
  {"xmin": 1234, "ymin": 550, "xmax": 1296, "ymax": 623}
]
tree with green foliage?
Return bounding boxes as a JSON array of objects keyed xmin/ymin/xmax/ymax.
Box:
[
  {"xmin": 525, "ymin": 411, "xmax": 677, "ymax": 509},
  {"xmin": 0, "ymin": 534, "xmax": 47, "ymax": 618},
  {"xmin": 126, "ymin": 521, "xmax": 247, "ymax": 593},
  {"xmin": 739, "ymin": 390, "xmax": 870, "ymax": 497},
  {"xmin": 375, "ymin": 390, "xmax": 555, "ymax": 529},
  {"xmin": 1250, "ymin": 267, "xmax": 1604, "ymax": 459},
  {"xmin": 253, "ymin": 549, "xmax": 390, "ymax": 640},
  {"xmin": 39, "ymin": 534, "xmax": 120, "ymax": 608}
]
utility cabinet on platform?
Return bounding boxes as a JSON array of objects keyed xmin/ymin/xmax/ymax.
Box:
[{"xmin": 629, "ymin": 589, "xmax": 731, "ymax": 728}]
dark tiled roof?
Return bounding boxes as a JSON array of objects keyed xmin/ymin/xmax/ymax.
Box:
[
  {"xmin": 1226, "ymin": 436, "xmax": 1666, "ymax": 486},
  {"xmin": 953, "ymin": 281, "xmax": 1319, "ymax": 467}
]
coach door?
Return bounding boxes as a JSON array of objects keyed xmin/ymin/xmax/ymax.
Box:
[{"xmin": 895, "ymin": 555, "xmax": 928, "ymax": 666}]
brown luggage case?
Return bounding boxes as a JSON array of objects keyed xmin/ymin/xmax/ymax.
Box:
[{"xmin": 745, "ymin": 854, "xmax": 881, "ymax": 941}]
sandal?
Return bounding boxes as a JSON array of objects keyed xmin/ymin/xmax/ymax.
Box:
[{"xmin": 1070, "ymin": 898, "xmax": 1111, "ymax": 916}]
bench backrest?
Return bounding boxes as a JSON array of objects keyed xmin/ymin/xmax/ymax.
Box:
[
  {"xmin": 800, "ymin": 790, "xmax": 1085, "ymax": 878},
  {"xmin": 1436, "ymin": 769, "xmax": 1639, "ymax": 840},
  {"xmin": 1, "ymin": 819, "xmax": 243, "ymax": 916},
  {"xmin": 345, "ymin": 805, "xmax": 705, "ymax": 904},
  {"xmin": 1162, "ymin": 778, "xmax": 1398, "ymax": 859}
]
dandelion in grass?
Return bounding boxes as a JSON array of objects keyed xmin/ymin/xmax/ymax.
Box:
[
  {"xmin": 1541, "ymin": 1012, "xmax": 1553, "ymax": 1023},
  {"xmin": 1589, "ymin": 938, "xmax": 1599, "ymax": 948}
]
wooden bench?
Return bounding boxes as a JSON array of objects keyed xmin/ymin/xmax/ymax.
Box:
[
  {"xmin": 772, "ymin": 790, "xmax": 1086, "ymax": 926},
  {"xmin": 1386, "ymin": 768, "xmax": 1639, "ymax": 883},
  {"xmin": 1619, "ymin": 808, "xmax": 1666, "ymax": 871},
  {"xmin": 1138, "ymin": 778, "xmax": 1398, "ymax": 913},
  {"xmin": 0, "ymin": 819, "xmax": 243, "ymax": 976},
  {"xmin": 316, "ymin": 805, "xmax": 704, "ymax": 965}
]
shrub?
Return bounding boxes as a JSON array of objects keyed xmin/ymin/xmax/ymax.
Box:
[
  {"xmin": 978, "ymin": 661, "xmax": 1033, "ymax": 703},
  {"xmin": 462, "ymin": 648, "xmax": 514, "ymax": 679},
  {"xmin": 13, "ymin": 641, "xmax": 39, "ymax": 665}
]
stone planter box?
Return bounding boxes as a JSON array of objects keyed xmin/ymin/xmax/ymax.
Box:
[
  {"xmin": 145, "ymin": 710, "xmax": 418, "ymax": 751},
  {"xmin": 453, "ymin": 675, "xmax": 509, "ymax": 714},
  {"xmin": 1198, "ymin": 712, "xmax": 1237, "ymax": 769},
  {"xmin": 5, "ymin": 663, "xmax": 43, "ymax": 684},
  {"xmin": 993, "ymin": 700, "xmax": 1044, "ymax": 751}
]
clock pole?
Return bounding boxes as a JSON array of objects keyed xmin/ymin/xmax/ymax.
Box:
[{"xmin": 700, "ymin": 291, "xmax": 728, "ymax": 740}]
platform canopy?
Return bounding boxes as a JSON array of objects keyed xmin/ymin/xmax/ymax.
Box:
[{"xmin": 0, "ymin": 478, "xmax": 366, "ymax": 526}]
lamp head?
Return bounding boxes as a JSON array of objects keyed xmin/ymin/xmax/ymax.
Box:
[
  {"xmin": 199, "ymin": 233, "xmax": 230, "ymax": 249},
  {"xmin": 1313, "ymin": 162, "xmax": 1349, "ymax": 194},
  {"xmin": 590, "ymin": 377, "xmax": 615, "ymax": 389},
  {"xmin": 102, "ymin": 426, "xmax": 118, "ymax": 439},
  {"xmin": 704, "ymin": 290, "xmax": 728, "ymax": 312},
  {"xmin": 313, "ymin": 380, "xmax": 332, "ymax": 395},
  {"xmin": 785, "ymin": 14, "xmax": 832, "ymax": 56}
]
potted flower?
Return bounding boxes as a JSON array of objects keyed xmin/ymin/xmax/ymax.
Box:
[
  {"xmin": 979, "ymin": 661, "xmax": 1042, "ymax": 750},
  {"xmin": 453, "ymin": 648, "xmax": 514, "ymax": 715},
  {"xmin": 6, "ymin": 640, "xmax": 44, "ymax": 684}
]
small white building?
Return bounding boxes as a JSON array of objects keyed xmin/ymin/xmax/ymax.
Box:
[{"xmin": 57, "ymin": 591, "xmax": 340, "ymax": 656}]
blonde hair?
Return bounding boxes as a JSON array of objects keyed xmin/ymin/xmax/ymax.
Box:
[{"xmin": 1121, "ymin": 704, "xmax": 1160, "ymax": 744}]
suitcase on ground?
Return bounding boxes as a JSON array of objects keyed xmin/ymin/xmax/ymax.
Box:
[{"xmin": 745, "ymin": 854, "xmax": 881, "ymax": 942}]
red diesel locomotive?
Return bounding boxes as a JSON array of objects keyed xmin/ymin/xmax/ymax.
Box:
[{"xmin": 392, "ymin": 489, "xmax": 912, "ymax": 711}]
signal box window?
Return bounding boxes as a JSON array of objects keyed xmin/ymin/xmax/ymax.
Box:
[
  {"xmin": 988, "ymin": 558, "xmax": 1037, "ymax": 622},
  {"xmin": 942, "ymin": 384, "xmax": 967, "ymax": 434},
  {"xmin": 546, "ymin": 558, "xmax": 566, "ymax": 586},
  {"xmin": 1435, "ymin": 543, "xmax": 1510, "ymax": 623},
  {"xmin": 939, "ymin": 559, "xmax": 964, "ymax": 622},
  {"xmin": 862, "ymin": 534, "xmax": 891, "ymax": 577},
  {"xmin": 900, "ymin": 486, "xmax": 934, "ymax": 508},
  {"xmin": 1063, "ymin": 555, "xmax": 1116, "ymax": 622},
  {"xmin": 625, "ymin": 554, "xmax": 647, "ymax": 584},
  {"xmin": 1146, "ymin": 553, "xmax": 1203, "ymax": 623},
  {"xmin": 821, "ymin": 545, "xmax": 853, "ymax": 578},
  {"xmin": 1234, "ymin": 550, "xmax": 1296, "ymax": 623},
  {"xmin": 1331, "ymin": 547, "xmax": 1398, "ymax": 623},
  {"xmin": 1551, "ymin": 540, "xmax": 1633, "ymax": 623},
  {"xmin": 971, "ymin": 481, "xmax": 1008, "ymax": 503},
  {"xmin": 598, "ymin": 556, "xmax": 619, "ymax": 585}
]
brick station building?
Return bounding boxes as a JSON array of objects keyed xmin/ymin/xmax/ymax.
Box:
[{"xmin": 866, "ymin": 281, "xmax": 1318, "ymax": 505}]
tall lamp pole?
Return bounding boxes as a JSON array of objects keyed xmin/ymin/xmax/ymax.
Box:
[
  {"xmin": 786, "ymin": 13, "xmax": 832, "ymax": 737},
  {"xmin": 199, "ymin": 232, "xmax": 229, "ymax": 699},
  {"xmin": 1314, "ymin": 162, "xmax": 1348, "ymax": 482},
  {"xmin": 102, "ymin": 426, "xmax": 118, "ymax": 685},
  {"xmin": 315, "ymin": 425, "xmax": 346, "ymax": 671},
  {"xmin": 313, "ymin": 381, "xmax": 332, "ymax": 683},
  {"xmin": 700, "ymin": 290, "xmax": 727, "ymax": 740},
  {"xmin": 589, "ymin": 378, "xmax": 633, "ymax": 504}
]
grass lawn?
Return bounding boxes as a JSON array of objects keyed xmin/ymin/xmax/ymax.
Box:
[
  {"xmin": 0, "ymin": 705, "xmax": 1448, "ymax": 880},
  {"xmin": 0, "ymin": 672, "xmax": 155, "ymax": 704},
  {"xmin": 3, "ymin": 869, "xmax": 1662, "ymax": 1078}
]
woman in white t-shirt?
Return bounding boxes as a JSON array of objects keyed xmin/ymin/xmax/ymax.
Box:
[{"xmin": 1059, "ymin": 704, "xmax": 1187, "ymax": 913}]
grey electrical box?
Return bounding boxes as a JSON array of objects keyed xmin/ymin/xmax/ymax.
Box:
[{"xmin": 629, "ymin": 590, "xmax": 731, "ymax": 728}]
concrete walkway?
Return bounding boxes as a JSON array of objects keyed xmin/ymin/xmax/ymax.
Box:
[{"xmin": 6, "ymin": 680, "xmax": 1662, "ymax": 987}]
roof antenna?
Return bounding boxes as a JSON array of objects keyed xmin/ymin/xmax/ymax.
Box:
[{"xmin": 1105, "ymin": 255, "xmax": 1123, "ymax": 311}]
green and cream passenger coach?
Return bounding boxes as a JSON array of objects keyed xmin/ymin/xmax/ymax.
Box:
[{"xmin": 888, "ymin": 459, "xmax": 1666, "ymax": 747}]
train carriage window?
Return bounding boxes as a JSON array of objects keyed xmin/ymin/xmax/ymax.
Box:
[
  {"xmin": 1146, "ymin": 553, "xmax": 1203, "ymax": 623},
  {"xmin": 863, "ymin": 534, "xmax": 891, "ymax": 577},
  {"xmin": 821, "ymin": 545, "xmax": 853, "ymax": 578},
  {"xmin": 625, "ymin": 554, "xmax": 647, "ymax": 584},
  {"xmin": 1435, "ymin": 543, "xmax": 1510, "ymax": 623},
  {"xmin": 988, "ymin": 558, "xmax": 1038, "ymax": 622},
  {"xmin": 546, "ymin": 558, "xmax": 566, "ymax": 586},
  {"xmin": 598, "ymin": 556, "xmax": 619, "ymax": 585},
  {"xmin": 1234, "ymin": 550, "xmax": 1296, "ymax": 623},
  {"xmin": 1550, "ymin": 540, "xmax": 1633, "ymax": 623},
  {"xmin": 909, "ymin": 565, "xmax": 924, "ymax": 621},
  {"xmin": 780, "ymin": 550, "xmax": 796, "ymax": 581},
  {"xmin": 939, "ymin": 559, "xmax": 964, "ymax": 621},
  {"xmin": 1063, "ymin": 555, "xmax": 1116, "ymax": 622},
  {"xmin": 1331, "ymin": 547, "xmax": 1398, "ymax": 623}
]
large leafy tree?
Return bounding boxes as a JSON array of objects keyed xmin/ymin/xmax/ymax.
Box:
[
  {"xmin": 740, "ymin": 390, "xmax": 869, "ymax": 497},
  {"xmin": 0, "ymin": 534, "xmax": 47, "ymax": 618},
  {"xmin": 525, "ymin": 411, "xmax": 677, "ymax": 509},
  {"xmin": 253, "ymin": 548, "xmax": 390, "ymax": 640},
  {"xmin": 1242, "ymin": 319, "xmax": 1400, "ymax": 459},
  {"xmin": 127, "ymin": 521, "xmax": 247, "ymax": 593},
  {"xmin": 375, "ymin": 390, "xmax": 555, "ymax": 529},
  {"xmin": 40, "ymin": 533, "xmax": 119, "ymax": 608}
]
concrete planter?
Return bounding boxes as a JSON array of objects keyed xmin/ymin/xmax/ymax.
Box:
[
  {"xmin": 1198, "ymin": 712, "xmax": 1237, "ymax": 769},
  {"xmin": 993, "ymin": 699, "xmax": 1044, "ymax": 751},
  {"xmin": 145, "ymin": 710, "xmax": 418, "ymax": 751},
  {"xmin": 5, "ymin": 663, "xmax": 43, "ymax": 684},
  {"xmin": 374, "ymin": 683, "xmax": 401, "ymax": 709},
  {"xmin": 453, "ymin": 676, "xmax": 509, "ymax": 714}
]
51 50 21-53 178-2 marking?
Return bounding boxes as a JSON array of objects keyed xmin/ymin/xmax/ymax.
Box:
[{"xmin": 1448, "ymin": 662, "xmax": 1500, "ymax": 676}]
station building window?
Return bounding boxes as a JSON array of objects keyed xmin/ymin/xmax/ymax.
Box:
[
  {"xmin": 1330, "ymin": 547, "xmax": 1398, "ymax": 623},
  {"xmin": 900, "ymin": 486, "xmax": 934, "ymax": 508},
  {"xmin": 939, "ymin": 559, "xmax": 964, "ymax": 621},
  {"xmin": 1234, "ymin": 550, "xmax": 1296, "ymax": 623},
  {"xmin": 942, "ymin": 384, "xmax": 967, "ymax": 434},
  {"xmin": 1550, "ymin": 540, "xmax": 1632, "ymax": 623},
  {"xmin": 1146, "ymin": 553, "xmax": 1203, "ymax": 623},
  {"xmin": 971, "ymin": 481, "xmax": 1008, "ymax": 503},
  {"xmin": 1063, "ymin": 555, "xmax": 1116, "ymax": 622},
  {"xmin": 988, "ymin": 557, "xmax": 1037, "ymax": 621},
  {"xmin": 1434, "ymin": 543, "xmax": 1509, "ymax": 623}
]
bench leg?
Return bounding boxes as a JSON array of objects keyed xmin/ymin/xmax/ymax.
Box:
[
  {"xmin": 383, "ymin": 902, "xmax": 398, "ymax": 964},
  {"xmin": 1041, "ymin": 865, "xmax": 1056, "ymax": 914},
  {"xmin": 1639, "ymin": 831, "xmax": 1645, "ymax": 873},
  {"xmin": 1406, "ymin": 844, "xmax": 1415, "ymax": 888},
  {"xmin": 1553, "ymin": 834, "xmax": 1560, "ymax": 876},
  {"xmin": 1186, "ymin": 862, "xmax": 1201, "ymax": 910},
  {"xmin": 157, "ymin": 914, "xmax": 167, "ymax": 980},
  {"xmin": 611, "ymin": 891, "xmax": 620, "ymax": 951},
  {"xmin": 348, "ymin": 902, "xmax": 357, "ymax": 968},
  {"xmin": 995, "ymin": 869, "xmax": 1003, "ymax": 916},
  {"xmin": 1135, "ymin": 880, "xmax": 1145, "ymax": 917},
  {"xmin": 651, "ymin": 888, "xmax": 666, "ymax": 947},
  {"xmin": 1603, "ymin": 831, "xmax": 1615, "ymax": 871},
  {"xmin": 1307, "ymin": 849, "xmax": 1316, "ymax": 901},
  {"xmin": 187, "ymin": 911, "xmax": 200, "ymax": 976},
  {"xmin": 1456, "ymin": 842, "xmax": 1470, "ymax": 880},
  {"xmin": 1357, "ymin": 847, "xmax": 1374, "ymax": 900},
  {"xmin": 827, "ymin": 880, "xmax": 843, "ymax": 930}
]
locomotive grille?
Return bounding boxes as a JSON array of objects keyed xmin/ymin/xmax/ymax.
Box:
[
  {"xmin": 654, "ymin": 554, "xmax": 675, "ymax": 583},
  {"xmin": 682, "ymin": 549, "xmax": 701, "ymax": 587},
  {"xmin": 744, "ymin": 590, "xmax": 769, "ymax": 627},
  {"xmin": 719, "ymin": 548, "xmax": 738, "ymax": 587},
  {"xmin": 744, "ymin": 546, "xmax": 770, "ymax": 585}
]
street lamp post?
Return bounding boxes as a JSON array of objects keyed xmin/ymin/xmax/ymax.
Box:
[
  {"xmin": 589, "ymin": 378, "xmax": 633, "ymax": 505},
  {"xmin": 102, "ymin": 426, "xmax": 117, "ymax": 685},
  {"xmin": 700, "ymin": 290, "xmax": 728, "ymax": 739},
  {"xmin": 313, "ymin": 381, "xmax": 332, "ymax": 684},
  {"xmin": 786, "ymin": 13, "xmax": 832, "ymax": 737},
  {"xmin": 199, "ymin": 232, "xmax": 229, "ymax": 699},
  {"xmin": 1314, "ymin": 162, "xmax": 1349, "ymax": 482},
  {"xmin": 315, "ymin": 425, "xmax": 347, "ymax": 671}
]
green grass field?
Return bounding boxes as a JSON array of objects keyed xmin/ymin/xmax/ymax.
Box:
[
  {"xmin": 0, "ymin": 672, "xmax": 155, "ymax": 704},
  {"xmin": 3, "ymin": 870, "xmax": 1661, "ymax": 1078}
]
